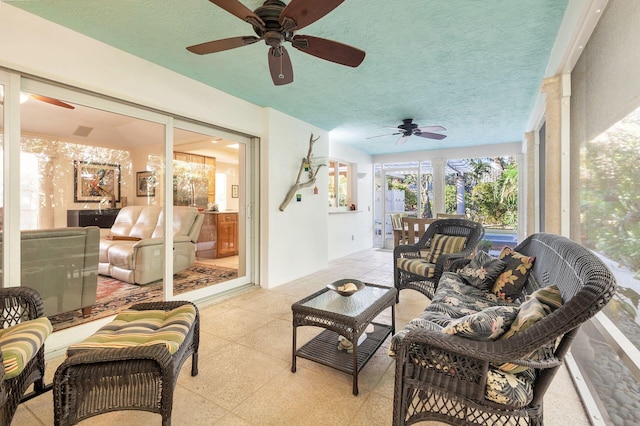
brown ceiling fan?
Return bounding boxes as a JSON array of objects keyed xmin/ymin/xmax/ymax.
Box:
[
  {"xmin": 0, "ymin": 87, "xmax": 75, "ymax": 109},
  {"xmin": 186, "ymin": 0, "xmax": 366, "ymax": 85}
]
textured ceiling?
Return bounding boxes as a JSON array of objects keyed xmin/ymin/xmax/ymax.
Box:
[{"xmin": 6, "ymin": 0, "xmax": 569, "ymax": 155}]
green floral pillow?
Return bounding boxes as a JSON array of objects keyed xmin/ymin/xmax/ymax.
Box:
[
  {"xmin": 441, "ymin": 305, "xmax": 519, "ymax": 341},
  {"xmin": 424, "ymin": 234, "xmax": 467, "ymax": 263},
  {"xmin": 458, "ymin": 250, "xmax": 506, "ymax": 291},
  {"xmin": 492, "ymin": 247, "xmax": 536, "ymax": 302}
]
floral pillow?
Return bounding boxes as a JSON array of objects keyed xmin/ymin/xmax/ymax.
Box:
[
  {"xmin": 423, "ymin": 234, "xmax": 467, "ymax": 263},
  {"xmin": 495, "ymin": 285, "xmax": 564, "ymax": 373},
  {"xmin": 441, "ymin": 305, "xmax": 519, "ymax": 341},
  {"xmin": 492, "ymin": 247, "xmax": 536, "ymax": 302},
  {"xmin": 458, "ymin": 250, "xmax": 506, "ymax": 291}
]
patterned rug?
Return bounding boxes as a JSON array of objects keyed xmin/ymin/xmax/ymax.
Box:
[{"xmin": 49, "ymin": 263, "xmax": 238, "ymax": 331}]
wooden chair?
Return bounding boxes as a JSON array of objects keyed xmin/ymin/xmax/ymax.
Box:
[
  {"xmin": 390, "ymin": 213, "xmax": 408, "ymax": 246},
  {"xmin": 400, "ymin": 217, "xmax": 436, "ymax": 245}
]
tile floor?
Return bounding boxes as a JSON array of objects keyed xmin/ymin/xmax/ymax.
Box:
[{"xmin": 14, "ymin": 248, "xmax": 590, "ymax": 425}]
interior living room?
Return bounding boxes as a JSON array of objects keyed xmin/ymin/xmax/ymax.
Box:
[{"xmin": 1, "ymin": 0, "xmax": 639, "ymax": 425}]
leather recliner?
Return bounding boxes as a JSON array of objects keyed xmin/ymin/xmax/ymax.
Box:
[{"xmin": 99, "ymin": 206, "xmax": 204, "ymax": 285}]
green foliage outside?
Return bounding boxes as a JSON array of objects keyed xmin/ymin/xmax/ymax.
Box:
[
  {"xmin": 581, "ymin": 110, "xmax": 640, "ymax": 326},
  {"xmin": 444, "ymin": 157, "xmax": 518, "ymax": 227},
  {"xmin": 581, "ymin": 115, "xmax": 640, "ymax": 277}
]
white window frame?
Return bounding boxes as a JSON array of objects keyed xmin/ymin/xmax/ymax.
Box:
[{"xmin": 328, "ymin": 159, "xmax": 356, "ymax": 212}]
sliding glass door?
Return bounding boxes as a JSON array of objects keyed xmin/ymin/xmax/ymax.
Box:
[{"xmin": 1, "ymin": 74, "xmax": 256, "ymax": 330}]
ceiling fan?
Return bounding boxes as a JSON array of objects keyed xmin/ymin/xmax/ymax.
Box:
[
  {"xmin": 367, "ymin": 118, "xmax": 447, "ymax": 145},
  {"xmin": 0, "ymin": 87, "xmax": 75, "ymax": 109},
  {"xmin": 186, "ymin": 0, "xmax": 366, "ymax": 85}
]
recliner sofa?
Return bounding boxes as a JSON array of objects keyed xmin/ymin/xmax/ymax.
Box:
[{"xmin": 99, "ymin": 206, "xmax": 204, "ymax": 285}]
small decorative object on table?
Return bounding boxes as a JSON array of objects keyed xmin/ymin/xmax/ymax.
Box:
[{"xmin": 327, "ymin": 279, "xmax": 365, "ymax": 297}]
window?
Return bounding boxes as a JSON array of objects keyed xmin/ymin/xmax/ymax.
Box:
[{"xmin": 328, "ymin": 160, "xmax": 355, "ymax": 211}]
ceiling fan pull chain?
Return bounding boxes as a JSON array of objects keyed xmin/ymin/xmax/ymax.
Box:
[{"xmin": 278, "ymin": 47, "xmax": 285, "ymax": 80}]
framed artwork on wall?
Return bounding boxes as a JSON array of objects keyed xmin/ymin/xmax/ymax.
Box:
[
  {"xmin": 74, "ymin": 161, "xmax": 121, "ymax": 203},
  {"xmin": 136, "ymin": 171, "xmax": 156, "ymax": 197},
  {"xmin": 231, "ymin": 184, "xmax": 239, "ymax": 198}
]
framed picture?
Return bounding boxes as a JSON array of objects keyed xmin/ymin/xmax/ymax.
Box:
[
  {"xmin": 74, "ymin": 161, "xmax": 121, "ymax": 203},
  {"xmin": 137, "ymin": 171, "xmax": 156, "ymax": 197},
  {"xmin": 232, "ymin": 184, "xmax": 239, "ymax": 198}
]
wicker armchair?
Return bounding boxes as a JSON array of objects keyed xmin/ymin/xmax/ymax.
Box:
[
  {"xmin": 393, "ymin": 233, "xmax": 617, "ymax": 426},
  {"xmin": 393, "ymin": 218, "xmax": 484, "ymax": 301},
  {"xmin": 0, "ymin": 287, "xmax": 50, "ymax": 425}
]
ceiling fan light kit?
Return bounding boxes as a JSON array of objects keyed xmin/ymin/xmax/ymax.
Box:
[{"xmin": 187, "ymin": 0, "xmax": 366, "ymax": 85}]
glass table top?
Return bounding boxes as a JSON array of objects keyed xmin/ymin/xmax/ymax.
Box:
[{"xmin": 299, "ymin": 285, "xmax": 392, "ymax": 317}]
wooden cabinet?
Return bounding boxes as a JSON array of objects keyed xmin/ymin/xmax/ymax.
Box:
[
  {"xmin": 196, "ymin": 212, "xmax": 238, "ymax": 258},
  {"xmin": 67, "ymin": 209, "xmax": 120, "ymax": 228},
  {"xmin": 216, "ymin": 213, "xmax": 238, "ymax": 258}
]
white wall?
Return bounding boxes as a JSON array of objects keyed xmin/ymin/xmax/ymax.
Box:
[
  {"xmin": 327, "ymin": 140, "xmax": 374, "ymax": 260},
  {"xmin": 261, "ymin": 108, "xmax": 330, "ymax": 287}
]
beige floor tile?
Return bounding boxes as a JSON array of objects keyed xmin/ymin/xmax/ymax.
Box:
[
  {"xmin": 231, "ymin": 365, "xmax": 369, "ymax": 426},
  {"xmin": 235, "ymin": 317, "xmax": 294, "ymax": 362},
  {"xmin": 178, "ymin": 341, "xmax": 289, "ymax": 411},
  {"xmin": 199, "ymin": 305, "xmax": 277, "ymax": 341},
  {"xmin": 238, "ymin": 291, "xmax": 299, "ymax": 320}
]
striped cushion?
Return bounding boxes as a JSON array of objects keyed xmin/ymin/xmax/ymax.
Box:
[
  {"xmin": 423, "ymin": 234, "xmax": 467, "ymax": 263},
  {"xmin": 0, "ymin": 317, "xmax": 52, "ymax": 380},
  {"xmin": 397, "ymin": 257, "xmax": 435, "ymax": 278},
  {"xmin": 67, "ymin": 304, "xmax": 196, "ymax": 356}
]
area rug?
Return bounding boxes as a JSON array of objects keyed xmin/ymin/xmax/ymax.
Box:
[{"xmin": 49, "ymin": 263, "xmax": 238, "ymax": 331}]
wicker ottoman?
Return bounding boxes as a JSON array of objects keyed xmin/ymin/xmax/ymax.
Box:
[{"xmin": 53, "ymin": 301, "xmax": 199, "ymax": 426}]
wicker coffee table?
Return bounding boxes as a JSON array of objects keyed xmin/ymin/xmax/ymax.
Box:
[{"xmin": 291, "ymin": 283, "xmax": 396, "ymax": 395}]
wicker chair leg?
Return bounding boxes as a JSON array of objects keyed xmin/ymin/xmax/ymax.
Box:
[{"xmin": 191, "ymin": 352, "xmax": 199, "ymax": 376}]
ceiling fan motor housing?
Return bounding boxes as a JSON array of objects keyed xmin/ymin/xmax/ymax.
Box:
[
  {"xmin": 253, "ymin": 0, "xmax": 294, "ymax": 47},
  {"xmin": 399, "ymin": 118, "xmax": 418, "ymax": 135}
]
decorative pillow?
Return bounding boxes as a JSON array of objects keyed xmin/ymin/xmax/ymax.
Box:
[
  {"xmin": 458, "ymin": 251, "xmax": 506, "ymax": 291},
  {"xmin": 495, "ymin": 285, "xmax": 564, "ymax": 373},
  {"xmin": 424, "ymin": 234, "xmax": 467, "ymax": 263},
  {"xmin": 529, "ymin": 284, "xmax": 563, "ymax": 311},
  {"xmin": 441, "ymin": 305, "xmax": 519, "ymax": 341},
  {"xmin": 492, "ymin": 247, "xmax": 536, "ymax": 302}
]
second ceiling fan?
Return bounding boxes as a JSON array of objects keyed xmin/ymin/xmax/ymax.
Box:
[
  {"xmin": 368, "ymin": 118, "xmax": 447, "ymax": 145},
  {"xmin": 187, "ymin": 0, "xmax": 366, "ymax": 85}
]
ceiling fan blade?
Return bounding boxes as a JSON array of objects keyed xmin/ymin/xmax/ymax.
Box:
[
  {"xmin": 28, "ymin": 94, "xmax": 75, "ymax": 109},
  {"xmin": 268, "ymin": 46, "xmax": 294, "ymax": 86},
  {"xmin": 209, "ymin": 0, "xmax": 265, "ymax": 29},
  {"xmin": 417, "ymin": 125, "xmax": 446, "ymax": 132},
  {"xmin": 279, "ymin": 0, "xmax": 344, "ymax": 31},
  {"xmin": 396, "ymin": 135, "xmax": 410, "ymax": 145},
  {"xmin": 416, "ymin": 131, "xmax": 447, "ymax": 140},
  {"xmin": 187, "ymin": 36, "xmax": 260, "ymax": 55},
  {"xmin": 291, "ymin": 35, "xmax": 365, "ymax": 67},
  {"xmin": 365, "ymin": 132, "xmax": 401, "ymax": 140}
]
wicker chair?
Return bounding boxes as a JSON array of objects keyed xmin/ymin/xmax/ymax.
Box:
[
  {"xmin": 393, "ymin": 233, "xmax": 617, "ymax": 425},
  {"xmin": 393, "ymin": 218, "xmax": 484, "ymax": 301},
  {"xmin": 0, "ymin": 287, "xmax": 50, "ymax": 425}
]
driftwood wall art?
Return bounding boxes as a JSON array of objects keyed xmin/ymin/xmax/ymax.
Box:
[{"xmin": 279, "ymin": 133, "xmax": 325, "ymax": 211}]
